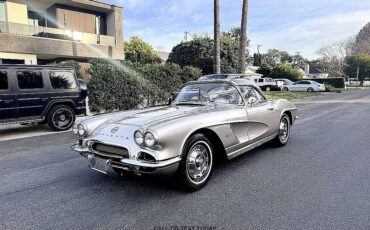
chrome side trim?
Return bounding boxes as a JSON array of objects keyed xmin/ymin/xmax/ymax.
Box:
[{"xmin": 226, "ymin": 134, "xmax": 277, "ymax": 160}]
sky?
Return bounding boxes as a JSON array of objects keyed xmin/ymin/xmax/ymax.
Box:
[{"xmin": 106, "ymin": 0, "xmax": 370, "ymax": 60}]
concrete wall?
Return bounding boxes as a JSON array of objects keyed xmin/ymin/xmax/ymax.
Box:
[
  {"xmin": 5, "ymin": 2, "xmax": 28, "ymax": 24},
  {"xmin": 0, "ymin": 33, "xmax": 123, "ymax": 60},
  {"xmin": 0, "ymin": 52, "xmax": 37, "ymax": 64}
]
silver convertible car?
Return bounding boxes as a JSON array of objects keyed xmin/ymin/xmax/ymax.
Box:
[{"xmin": 71, "ymin": 78, "xmax": 298, "ymax": 190}]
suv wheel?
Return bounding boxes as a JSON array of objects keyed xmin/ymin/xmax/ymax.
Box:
[
  {"xmin": 265, "ymin": 86, "xmax": 271, "ymax": 91},
  {"xmin": 177, "ymin": 134, "xmax": 213, "ymax": 191},
  {"xmin": 47, "ymin": 105, "xmax": 75, "ymax": 131}
]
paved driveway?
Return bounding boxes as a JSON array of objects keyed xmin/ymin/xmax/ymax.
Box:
[{"xmin": 0, "ymin": 89, "xmax": 370, "ymax": 229}]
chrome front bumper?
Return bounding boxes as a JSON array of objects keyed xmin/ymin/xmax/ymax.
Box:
[{"xmin": 71, "ymin": 143, "xmax": 181, "ymax": 176}]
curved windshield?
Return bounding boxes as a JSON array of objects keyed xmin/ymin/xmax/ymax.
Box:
[{"xmin": 175, "ymin": 83, "xmax": 242, "ymax": 105}]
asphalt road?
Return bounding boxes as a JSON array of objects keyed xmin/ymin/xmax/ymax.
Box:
[{"xmin": 1, "ymin": 89, "xmax": 370, "ymax": 229}]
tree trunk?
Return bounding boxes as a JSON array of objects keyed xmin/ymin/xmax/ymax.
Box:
[
  {"xmin": 214, "ymin": 0, "xmax": 221, "ymax": 74},
  {"xmin": 238, "ymin": 0, "xmax": 249, "ymax": 74}
]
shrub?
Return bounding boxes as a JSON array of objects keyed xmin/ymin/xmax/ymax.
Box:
[
  {"xmin": 87, "ymin": 59, "xmax": 147, "ymax": 113},
  {"xmin": 270, "ymin": 64, "xmax": 303, "ymax": 81},
  {"xmin": 306, "ymin": 78, "xmax": 345, "ymax": 88},
  {"xmin": 53, "ymin": 60, "xmax": 83, "ymax": 79},
  {"xmin": 135, "ymin": 63, "xmax": 201, "ymax": 105},
  {"xmin": 87, "ymin": 59, "xmax": 202, "ymax": 112}
]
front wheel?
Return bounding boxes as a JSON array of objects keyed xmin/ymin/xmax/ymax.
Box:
[
  {"xmin": 177, "ymin": 134, "xmax": 213, "ymax": 191},
  {"xmin": 273, "ymin": 114, "xmax": 291, "ymax": 146},
  {"xmin": 47, "ymin": 105, "xmax": 75, "ymax": 131},
  {"xmin": 282, "ymin": 87, "xmax": 289, "ymax": 92},
  {"xmin": 307, "ymin": 87, "xmax": 314, "ymax": 92},
  {"xmin": 265, "ymin": 86, "xmax": 271, "ymax": 92}
]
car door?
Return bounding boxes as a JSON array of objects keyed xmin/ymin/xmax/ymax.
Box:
[
  {"xmin": 290, "ymin": 81, "xmax": 304, "ymax": 91},
  {"xmin": 15, "ymin": 69, "xmax": 49, "ymax": 119},
  {"xmin": 242, "ymin": 86, "xmax": 276, "ymax": 141},
  {"xmin": 0, "ymin": 70, "xmax": 17, "ymax": 120}
]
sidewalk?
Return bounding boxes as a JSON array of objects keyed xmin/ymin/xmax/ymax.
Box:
[{"xmin": 0, "ymin": 117, "xmax": 87, "ymax": 142}]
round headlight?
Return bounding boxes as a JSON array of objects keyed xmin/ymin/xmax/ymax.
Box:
[
  {"xmin": 144, "ymin": 132, "xmax": 156, "ymax": 147},
  {"xmin": 134, "ymin": 131, "xmax": 144, "ymax": 145},
  {"xmin": 72, "ymin": 123, "xmax": 78, "ymax": 135},
  {"xmin": 78, "ymin": 124, "xmax": 86, "ymax": 136}
]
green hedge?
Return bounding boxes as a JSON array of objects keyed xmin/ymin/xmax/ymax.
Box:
[
  {"xmin": 87, "ymin": 59, "xmax": 201, "ymax": 113},
  {"xmin": 304, "ymin": 78, "xmax": 345, "ymax": 88}
]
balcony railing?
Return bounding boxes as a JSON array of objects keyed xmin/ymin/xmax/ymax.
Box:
[{"xmin": 0, "ymin": 21, "xmax": 116, "ymax": 47}]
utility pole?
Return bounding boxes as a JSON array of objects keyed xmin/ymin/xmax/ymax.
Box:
[
  {"xmin": 356, "ymin": 66, "xmax": 360, "ymax": 85},
  {"xmin": 184, "ymin": 31, "xmax": 190, "ymax": 42},
  {"xmin": 294, "ymin": 51, "xmax": 302, "ymax": 65}
]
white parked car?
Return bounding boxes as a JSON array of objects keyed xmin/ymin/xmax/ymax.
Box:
[
  {"xmin": 274, "ymin": 79, "xmax": 294, "ymax": 90},
  {"xmin": 255, "ymin": 78, "xmax": 280, "ymax": 91},
  {"xmin": 282, "ymin": 80, "xmax": 325, "ymax": 92}
]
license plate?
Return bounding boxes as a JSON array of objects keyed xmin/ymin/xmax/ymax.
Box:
[{"xmin": 87, "ymin": 155, "xmax": 117, "ymax": 176}]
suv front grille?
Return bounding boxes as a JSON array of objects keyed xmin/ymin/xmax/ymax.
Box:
[{"xmin": 92, "ymin": 143, "xmax": 129, "ymax": 159}]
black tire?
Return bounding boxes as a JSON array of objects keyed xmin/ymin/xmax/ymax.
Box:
[
  {"xmin": 47, "ymin": 104, "xmax": 76, "ymax": 131},
  {"xmin": 307, "ymin": 87, "xmax": 314, "ymax": 92},
  {"xmin": 273, "ymin": 114, "xmax": 291, "ymax": 146},
  {"xmin": 265, "ymin": 86, "xmax": 271, "ymax": 92},
  {"xmin": 177, "ymin": 134, "xmax": 213, "ymax": 191},
  {"xmin": 282, "ymin": 87, "xmax": 289, "ymax": 92}
]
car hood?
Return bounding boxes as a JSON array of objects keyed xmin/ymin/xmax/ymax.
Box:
[{"xmin": 105, "ymin": 104, "xmax": 229, "ymax": 128}]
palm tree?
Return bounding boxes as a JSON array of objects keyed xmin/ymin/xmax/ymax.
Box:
[
  {"xmin": 238, "ymin": 0, "xmax": 249, "ymax": 74},
  {"xmin": 214, "ymin": 0, "xmax": 221, "ymax": 74}
]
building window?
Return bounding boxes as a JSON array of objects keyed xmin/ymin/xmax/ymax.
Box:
[
  {"xmin": 28, "ymin": 11, "xmax": 46, "ymax": 27},
  {"xmin": 49, "ymin": 71, "xmax": 76, "ymax": 89},
  {"xmin": 0, "ymin": 71, "xmax": 8, "ymax": 90},
  {"xmin": 17, "ymin": 71, "xmax": 44, "ymax": 89},
  {"xmin": 0, "ymin": 1, "xmax": 5, "ymax": 22}
]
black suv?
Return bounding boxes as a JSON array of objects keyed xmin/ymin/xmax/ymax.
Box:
[{"xmin": 0, "ymin": 65, "xmax": 87, "ymax": 131}]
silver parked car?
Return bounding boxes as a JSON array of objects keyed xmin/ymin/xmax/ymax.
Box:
[
  {"xmin": 71, "ymin": 79, "xmax": 298, "ymax": 190},
  {"xmin": 282, "ymin": 80, "xmax": 325, "ymax": 92}
]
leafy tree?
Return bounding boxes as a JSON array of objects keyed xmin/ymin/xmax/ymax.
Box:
[
  {"xmin": 262, "ymin": 49, "xmax": 292, "ymax": 68},
  {"xmin": 270, "ymin": 64, "xmax": 303, "ymax": 81},
  {"xmin": 256, "ymin": 63, "xmax": 272, "ymax": 77},
  {"xmin": 168, "ymin": 29, "xmax": 242, "ymax": 75},
  {"xmin": 253, "ymin": 53, "xmax": 262, "ymax": 66},
  {"xmin": 124, "ymin": 36, "xmax": 162, "ymax": 65},
  {"xmin": 345, "ymin": 54, "xmax": 370, "ymax": 85}
]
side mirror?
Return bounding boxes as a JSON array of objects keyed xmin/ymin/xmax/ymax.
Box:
[
  {"xmin": 247, "ymin": 97, "xmax": 257, "ymax": 106},
  {"xmin": 168, "ymin": 92, "xmax": 178, "ymax": 105}
]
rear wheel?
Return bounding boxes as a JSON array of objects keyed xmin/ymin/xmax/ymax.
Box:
[
  {"xmin": 47, "ymin": 105, "xmax": 75, "ymax": 131},
  {"xmin": 273, "ymin": 114, "xmax": 291, "ymax": 146},
  {"xmin": 307, "ymin": 87, "xmax": 314, "ymax": 92},
  {"xmin": 177, "ymin": 134, "xmax": 213, "ymax": 191}
]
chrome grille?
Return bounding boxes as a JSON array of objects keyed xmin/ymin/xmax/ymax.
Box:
[{"xmin": 92, "ymin": 143, "xmax": 129, "ymax": 159}]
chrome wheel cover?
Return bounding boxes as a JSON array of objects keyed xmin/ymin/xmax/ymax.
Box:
[
  {"xmin": 52, "ymin": 108, "xmax": 73, "ymax": 129},
  {"xmin": 186, "ymin": 141, "xmax": 212, "ymax": 185},
  {"xmin": 278, "ymin": 117, "xmax": 289, "ymax": 143}
]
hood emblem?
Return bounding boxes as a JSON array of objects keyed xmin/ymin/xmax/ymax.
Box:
[{"xmin": 111, "ymin": 126, "xmax": 120, "ymax": 133}]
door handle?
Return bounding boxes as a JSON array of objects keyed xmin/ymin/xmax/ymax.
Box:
[
  {"xmin": 4, "ymin": 99, "xmax": 13, "ymax": 103},
  {"xmin": 267, "ymin": 107, "xmax": 274, "ymax": 111}
]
